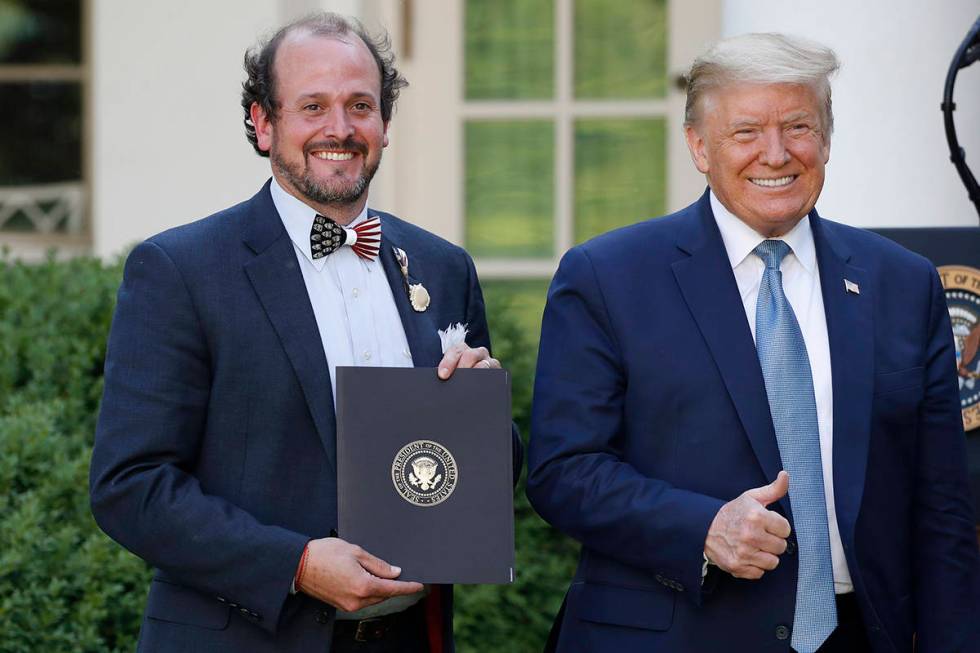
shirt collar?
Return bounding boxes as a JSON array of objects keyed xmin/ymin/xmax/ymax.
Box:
[
  {"xmin": 710, "ymin": 190, "xmax": 816, "ymax": 273},
  {"xmin": 270, "ymin": 176, "xmax": 369, "ymax": 266}
]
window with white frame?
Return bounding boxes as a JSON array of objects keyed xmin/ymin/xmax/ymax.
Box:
[
  {"xmin": 380, "ymin": 0, "xmax": 716, "ymax": 334},
  {"xmin": 0, "ymin": 0, "xmax": 87, "ymax": 250},
  {"xmin": 458, "ymin": 0, "xmax": 672, "ymax": 334},
  {"xmin": 462, "ymin": 0, "xmax": 668, "ymax": 277}
]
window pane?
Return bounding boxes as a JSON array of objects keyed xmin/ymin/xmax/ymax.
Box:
[
  {"xmin": 465, "ymin": 0, "xmax": 554, "ymax": 99},
  {"xmin": 0, "ymin": 0, "xmax": 82, "ymax": 64},
  {"xmin": 574, "ymin": 0, "xmax": 667, "ymax": 99},
  {"xmin": 574, "ymin": 118, "xmax": 666, "ymax": 243},
  {"xmin": 466, "ymin": 120, "xmax": 554, "ymax": 258},
  {"xmin": 0, "ymin": 82, "xmax": 82, "ymax": 185}
]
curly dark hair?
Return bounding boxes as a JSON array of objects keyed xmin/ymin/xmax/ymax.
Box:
[{"xmin": 241, "ymin": 13, "xmax": 408, "ymax": 157}]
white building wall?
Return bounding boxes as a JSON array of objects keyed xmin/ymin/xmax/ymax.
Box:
[{"xmin": 723, "ymin": 0, "xmax": 980, "ymax": 227}]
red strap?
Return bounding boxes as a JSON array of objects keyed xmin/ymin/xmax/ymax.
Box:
[
  {"xmin": 294, "ymin": 542, "xmax": 311, "ymax": 591},
  {"xmin": 424, "ymin": 585, "xmax": 444, "ymax": 653}
]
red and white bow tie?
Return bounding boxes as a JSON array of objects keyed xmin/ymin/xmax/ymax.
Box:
[{"xmin": 310, "ymin": 215, "xmax": 381, "ymax": 261}]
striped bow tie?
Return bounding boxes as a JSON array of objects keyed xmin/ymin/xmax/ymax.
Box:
[{"xmin": 310, "ymin": 215, "xmax": 381, "ymax": 261}]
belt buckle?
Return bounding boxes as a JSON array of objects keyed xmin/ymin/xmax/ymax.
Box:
[{"xmin": 354, "ymin": 617, "xmax": 385, "ymax": 642}]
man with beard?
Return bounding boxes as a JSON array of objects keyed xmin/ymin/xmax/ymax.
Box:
[{"xmin": 89, "ymin": 13, "xmax": 517, "ymax": 653}]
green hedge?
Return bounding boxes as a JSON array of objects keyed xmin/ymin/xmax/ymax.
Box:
[
  {"xmin": 0, "ymin": 254, "xmax": 575, "ymax": 652},
  {"xmin": 0, "ymin": 255, "xmax": 149, "ymax": 652}
]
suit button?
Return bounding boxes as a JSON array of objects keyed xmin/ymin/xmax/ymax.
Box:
[
  {"xmin": 315, "ymin": 610, "xmax": 331, "ymax": 624},
  {"xmin": 675, "ymin": 582, "xmax": 685, "ymax": 592},
  {"xmin": 775, "ymin": 624, "xmax": 791, "ymax": 640},
  {"xmin": 785, "ymin": 540, "xmax": 797, "ymax": 555}
]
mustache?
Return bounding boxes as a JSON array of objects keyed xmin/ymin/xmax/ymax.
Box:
[{"xmin": 305, "ymin": 137, "xmax": 368, "ymax": 156}]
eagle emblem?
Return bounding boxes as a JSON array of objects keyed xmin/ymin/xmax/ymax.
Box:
[
  {"xmin": 392, "ymin": 440, "xmax": 459, "ymax": 506},
  {"xmin": 939, "ymin": 265, "xmax": 980, "ymax": 431},
  {"xmin": 958, "ymin": 322, "xmax": 980, "ymax": 381},
  {"xmin": 409, "ymin": 456, "xmax": 442, "ymax": 491}
]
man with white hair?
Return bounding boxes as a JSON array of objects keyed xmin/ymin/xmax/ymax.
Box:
[{"xmin": 528, "ymin": 33, "xmax": 979, "ymax": 652}]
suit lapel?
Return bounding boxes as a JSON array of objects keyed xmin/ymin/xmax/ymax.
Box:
[
  {"xmin": 375, "ymin": 212, "xmax": 444, "ymax": 367},
  {"xmin": 241, "ymin": 183, "xmax": 337, "ymax": 469},
  {"xmin": 811, "ymin": 214, "xmax": 873, "ymax": 545},
  {"xmin": 671, "ymin": 193, "xmax": 788, "ymax": 512}
]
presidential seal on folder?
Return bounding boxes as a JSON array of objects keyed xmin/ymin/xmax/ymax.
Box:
[
  {"xmin": 336, "ymin": 366, "xmax": 514, "ymax": 584},
  {"xmin": 391, "ymin": 439, "xmax": 459, "ymax": 506}
]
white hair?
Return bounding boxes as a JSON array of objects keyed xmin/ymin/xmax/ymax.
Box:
[{"xmin": 685, "ymin": 33, "xmax": 840, "ymax": 133}]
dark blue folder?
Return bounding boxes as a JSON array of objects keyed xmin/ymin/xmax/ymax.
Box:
[{"xmin": 336, "ymin": 366, "xmax": 515, "ymax": 584}]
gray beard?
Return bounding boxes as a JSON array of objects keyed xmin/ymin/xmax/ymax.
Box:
[{"xmin": 272, "ymin": 149, "xmax": 379, "ymax": 207}]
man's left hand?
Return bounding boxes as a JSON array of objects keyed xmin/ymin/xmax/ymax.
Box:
[{"xmin": 437, "ymin": 345, "xmax": 500, "ymax": 379}]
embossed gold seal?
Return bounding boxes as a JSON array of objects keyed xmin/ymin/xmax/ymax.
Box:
[
  {"xmin": 391, "ymin": 440, "xmax": 458, "ymax": 506},
  {"xmin": 939, "ymin": 265, "xmax": 980, "ymax": 431}
]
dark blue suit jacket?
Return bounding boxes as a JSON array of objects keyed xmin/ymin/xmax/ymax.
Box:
[
  {"xmin": 90, "ymin": 181, "xmax": 519, "ymax": 652},
  {"xmin": 527, "ymin": 191, "xmax": 979, "ymax": 653}
]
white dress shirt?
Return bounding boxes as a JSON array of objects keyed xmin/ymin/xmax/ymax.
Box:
[
  {"xmin": 711, "ymin": 191, "xmax": 853, "ymax": 593},
  {"xmin": 270, "ymin": 178, "xmax": 414, "ymax": 401},
  {"xmin": 270, "ymin": 178, "xmax": 425, "ymax": 617}
]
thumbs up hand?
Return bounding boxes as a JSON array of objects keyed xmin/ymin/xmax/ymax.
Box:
[
  {"xmin": 704, "ymin": 471, "xmax": 792, "ymax": 580},
  {"xmin": 745, "ymin": 469, "xmax": 790, "ymax": 507}
]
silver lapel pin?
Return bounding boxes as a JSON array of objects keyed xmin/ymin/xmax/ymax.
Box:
[{"xmin": 392, "ymin": 247, "xmax": 430, "ymax": 312}]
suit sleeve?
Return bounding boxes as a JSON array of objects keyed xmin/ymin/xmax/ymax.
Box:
[
  {"xmin": 527, "ymin": 246, "xmax": 724, "ymax": 603},
  {"xmin": 89, "ymin": 241, "xmax": 308, "ymax": 635},
  {"xmin": 912, "ymin": 265, "xmax": 980, "ymax": 650},
  {"xmin": 460, "ymin": 250, "xmax": 524, "ymax": 481}
]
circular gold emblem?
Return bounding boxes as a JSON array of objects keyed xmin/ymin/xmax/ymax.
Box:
[
  {"xmin": 939, "ymin": 265, "xmax": 980, "ymax": 432},
  {"xmin": 391, "ymin": 440, "xmax": 458, "ymax": 506}
]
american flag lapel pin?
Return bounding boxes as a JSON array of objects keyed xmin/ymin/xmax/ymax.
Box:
[{"xmin": 844, "ymin": 279, "xmax": 860, "ymax": 295}]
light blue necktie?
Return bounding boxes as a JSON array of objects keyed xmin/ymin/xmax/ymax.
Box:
[{"xmin": 753, "ymin": 240, "xmax": 837, "ymax": 653}]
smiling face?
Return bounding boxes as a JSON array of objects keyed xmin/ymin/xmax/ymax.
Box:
[
  {"xmin": 685, "ymin": 82, "xmax": 830, "ymax": 237},
  {"xmin": 250, "ymin": 31, "xmax": 388, "ymax": 222}
]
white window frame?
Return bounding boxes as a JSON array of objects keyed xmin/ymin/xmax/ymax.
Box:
[
  {"xmin": 370, "ymin": 0, "xmax": 719, "ymax": 279},
  {"xmin": 0, "ymin": 0, "xmax": 91, "ymax": 258}
]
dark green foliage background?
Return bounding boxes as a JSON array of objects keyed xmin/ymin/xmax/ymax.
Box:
[
  {"xmin": 0, "ymin": 255, "xmax": 149, "ymax": 652},
  {"xmin": 0, "ymin": 254, "xmax": 576, "ymax": 651}
]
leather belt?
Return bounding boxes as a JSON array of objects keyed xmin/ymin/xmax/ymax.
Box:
[{"xmin": 332, "ymin": 606, "xmax": 419, "ymax": 643}]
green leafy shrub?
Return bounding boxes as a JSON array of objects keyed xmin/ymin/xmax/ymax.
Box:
[
  {"xmin": 454, "ymin": 288, "xmax": 579, "ymax": 653},
  {"xmin": 0, "ymin": 253, "xmax": 576, "ymax": 652},
  {"xmin": 0, "ymin": 254, "xmax": 120, "ymax": 433},
  {"xmin": 0, "ymin": 398, "xmax": 150, "ymax": 652},
  {"xmin": 0, "ymin": 254, "xmax": 150, "ymax": 653}
]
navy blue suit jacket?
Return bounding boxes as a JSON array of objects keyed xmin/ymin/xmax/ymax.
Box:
[
  {"xmin": 527, "ymin": 192, "xmax": 979, "ymax": 653},
  {"xmin": 90, "ymin": 181, "xmax": 519, "ymax": 652}
]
